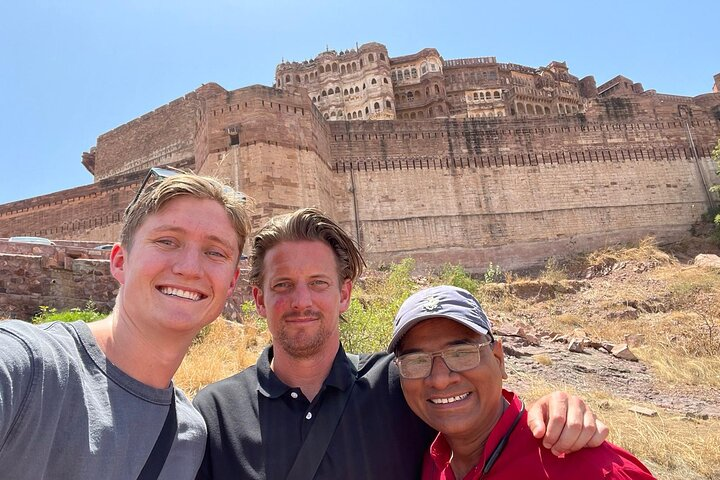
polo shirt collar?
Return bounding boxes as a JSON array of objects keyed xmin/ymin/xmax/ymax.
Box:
[{"xmin": 256, "ymin": 343, "xmax": 358, "ymax": 398}]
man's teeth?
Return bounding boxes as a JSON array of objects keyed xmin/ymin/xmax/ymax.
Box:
[
  {"xmin": 160, "ymin": 287, "xmax": 202, "ymax": 301},
  {"xmin": 430, "ymin": 393, "xmax": 470, "ymax": 404}
]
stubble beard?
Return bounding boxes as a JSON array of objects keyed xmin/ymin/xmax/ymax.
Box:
[{"xmin": 277, "ymin": 310, "xmax": 333, "ymax": 359}]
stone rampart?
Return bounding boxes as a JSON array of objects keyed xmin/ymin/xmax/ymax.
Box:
[
  {"xmin": 0, "ymin": 241, "xmax": 116, "ymax": 320},
  {"xmin": 92, "ymin": 91, "xmax": 199, "ymax": 179}
]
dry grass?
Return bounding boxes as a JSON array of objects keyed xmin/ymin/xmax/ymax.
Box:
[
  {"xmin": 585, "ymin": 237, "xmax": 676, "ymax": 269},
  {"xmin": 175, "ymin": 318, "xmax": 271, "ymax": 397},
  {"xmin": 517, "ymin": 377, "xmax": 720, "ymax": 480}
]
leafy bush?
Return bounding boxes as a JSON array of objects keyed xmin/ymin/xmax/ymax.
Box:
[
  {"xmin": 483, "ymin": 262, "xmax": 504, "ymax": 283},
  {"xmin": 438, "ymin": 263, "xmax": 480, "ymax": 292},
  {"xmin": 32, "ymin": 302, "xmax": 105, "ymax": 324},
  {"xmin": 340, "ymin": 258, "xmax": 417, "ymax": 354}
]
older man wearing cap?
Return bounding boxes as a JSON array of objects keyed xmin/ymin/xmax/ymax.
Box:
[{"xmin": 390, "ymin": 285, "xmax": 656, "ymax": 480}]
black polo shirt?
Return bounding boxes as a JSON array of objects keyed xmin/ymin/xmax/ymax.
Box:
[{"xmin": 194, "ymin": 344, "xmax": 436, "ymax": 480}]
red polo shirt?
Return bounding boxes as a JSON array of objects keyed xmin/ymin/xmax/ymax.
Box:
[{"xmin": 422, "ymin": 390, "xmax": 656, "ymax": 479}]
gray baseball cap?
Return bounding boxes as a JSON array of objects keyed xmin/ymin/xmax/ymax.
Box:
[{"xmin": 387, "ymin": 285, "xmax": 492, "ymax": 353}]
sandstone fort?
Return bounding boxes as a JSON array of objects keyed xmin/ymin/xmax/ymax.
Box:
[{"xmin": 2, "ymin": 42, "xmax": 719, "ymax": 315}]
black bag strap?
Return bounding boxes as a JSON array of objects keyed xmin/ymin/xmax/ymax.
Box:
[
  {"xmin": 137, "ymin": 392, "xmax": 178, "ymax": 480},
  {"xmin": 286, "ymin": 354, "xmax": 359, "ymax": 480}
]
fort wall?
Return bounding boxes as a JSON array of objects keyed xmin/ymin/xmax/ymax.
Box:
[
  {"xmin": 0, "ymin": 241, "xmax": 116, "ymax": 320},
  {"xmin": 92, "ymin": 91, "xmax": 201, "ymax": 179},
  {"xmin": 196, "ymin": 86, "xmax": 340, "ymax": 220},
  {"xmin": 335, "ymin": 155, "xmax": 716, "ymax": 271}
]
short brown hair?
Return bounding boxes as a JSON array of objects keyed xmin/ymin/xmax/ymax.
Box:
[
  {"xmin": 249, "ymin": 207, "xmax": 365, "ymax": 287},
  {"xmin": 120, "ymin": 172, "xmax": 252, "ymax": 256}
]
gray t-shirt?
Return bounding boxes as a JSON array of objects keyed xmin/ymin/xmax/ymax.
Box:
[{"xmin": 0, "ymin": 320, "xmax": 206, "ymax": 479}]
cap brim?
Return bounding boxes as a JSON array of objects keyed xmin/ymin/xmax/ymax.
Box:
[{"xmin": 387, "ymin": 313, "xmax": 490, "ymax": 353}]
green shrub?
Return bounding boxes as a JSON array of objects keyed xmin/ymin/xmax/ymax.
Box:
[
  {"xmin": 32, "ymin": 302, "xmax": 106, "ymax": 324},
  {"xmin": 438, "ymin": 263, "xmax": 479, "ymax": 292},
  {"xmin": 483, "ymin": 262, "xmax": 504, "ymax": 283},
  {"xmin": 340, "ymin": 258, "xmax": 417, "ymax": 354}
]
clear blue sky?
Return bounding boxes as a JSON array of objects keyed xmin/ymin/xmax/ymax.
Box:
[{"xmin": 1, "ymin": 0, "xmax": 718, "ymax": 205}]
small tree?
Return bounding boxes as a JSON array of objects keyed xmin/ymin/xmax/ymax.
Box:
[{"xmin": 710, "ymin": 138, "xmax": 720, "ymax": 240}]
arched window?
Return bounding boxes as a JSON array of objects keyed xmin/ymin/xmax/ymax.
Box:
[
  {"xmin": 544, "ymin": 106, "xmax": 551, "ymax": 114},
  {"xmin": 386, "ymin": 100, "xmax": 392, "ymax": 108},
  {"xmin": 418, "ymin": 111, "xmax": 424, "ymax": 118},
  {"xmin": 407, "ymin": 91, "xmax": 414, "ymax": 101},
  {"xmin": 535, "ymin": 105, "xmax": 543, "ymax": 115},
  {"xmin": 331, "ymin": 111, "xmax": 336, "ymax": 117},
  {"xmin": 473, "ymin": 92, "xmax": 479, "ymax": 100},
  {"xmin": 404, "ymin": 69, "xmax": 410, "ymax": 79},
  {"xmin": 358, "ymin": 110, "xmax": 362, "ymax": 118},
  {"xmin": 434, "ymin": 84, "xmax": 440, "ymax": 94},
  {"xmin": 438, "ymin": 105, "xmax": 443, "ymax": 113},
  {"xmin": 383, "ymin": 77, "xmax": 388, "ymax": 84},
  {"xmin": 285, "ymin": 75, "xmax": 290, "ymax": 82},
  {"xmin": 365, "ymin": 106, "xmax": 369, "ymax": 114},
  {"xmin": 341, "ymin": 64, "xmax": 346, "ymax": 74},
  {"xmin": 327, "ymin": 89, "xmax": 333, "ymax": 95},
  {"xmin": 324, "ymin": 113, "xmax": 329, "ymax": 119},
  {"xmin": 494, "ymin": 91, "xmax": 501, "ymax": 99},
  {"xmin": 352, "ymin": 112, "xmax": 357, "ymax": 119},
  {"xmin": 355, "ymin": 86, "xmax": 359, "ymax": 93},
  {"xmin": 344, "ymin": 89, "xmax": 349, "ymax": 95},
  {"xmin": 322, "ymin": 90, "xmax": 327, "ymax": 96},
  {"xmin": 414, "ymin": 90, "xmax": 420, "ymax": 98},
  {"xmin": 352, "ymin": 62, "xmax": 357, "ymax": 72},
  {"xmin": 332, "ymin": 63, "xmax": 338, "ymax": 72},
  {"xmin": 517, "ymin": 103, "xmax": 526, "ymax": 114},
  {"xmin": 362, "ymin": 83, "xmax": 366, "ymax": 90},
  {"xmin": 374, "ymin": 102, "xmax": 380, "ymax": 111},
  {"xmin": 335, "ymin": 87, "xmax": 340, "ymax": 94},
  {"xmin": 371, "ymin": 78, "xmax": 377, "ymax": 85},
  {"xmin": 380, "ymin": 53, "xmax": 385, "ymax": 61},
  {"xmin": 319, "ymin": 66, "xmax": 324, "ymax": 74},
  {"xmin": 368, "ymin": 53, "xmax": 374, "ymax": 62},
  {"xmin": 312, "ymin": 96, "xmax": 316, "ymax": 102},
  {"xmin": 426, "ymin": 87, "xmax": 430, "ymax": 96},
  {"xmin": 411, "ymin": 68, "xmax": 417, "ymax": 78},
  {"xmin": 295, "ymin": 75, "xmax": 301, "ymax": 83},
  {"xmin": 410, "ymin": 112, "xmax": 416, "ymax": 119}
]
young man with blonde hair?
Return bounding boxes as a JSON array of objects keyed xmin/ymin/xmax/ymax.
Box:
[{"xmin": 0, "ymin": 170, "xmax": 251, "ymax": 479}]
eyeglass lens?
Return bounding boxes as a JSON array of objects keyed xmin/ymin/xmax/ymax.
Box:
[{"xmin": 398, "ymin": 343, "xmax": 490, "ymax": 379}]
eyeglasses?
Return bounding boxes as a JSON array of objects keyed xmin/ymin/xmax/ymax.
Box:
[
  {"xmin": 394, "ymin": 340, "xmax": 493, "ymax": 379},
  {"xmin": 124, "ymin": 166, "xmax": 247, "ymax": 216},
  {"xmin": 125, "ymin": 167, "xmax": 181, "ymax": 216}
]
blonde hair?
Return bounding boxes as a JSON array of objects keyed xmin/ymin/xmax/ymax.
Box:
[{"xmin": 121, "ymin": 172, "xmax": 252, "ymax": 256}]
